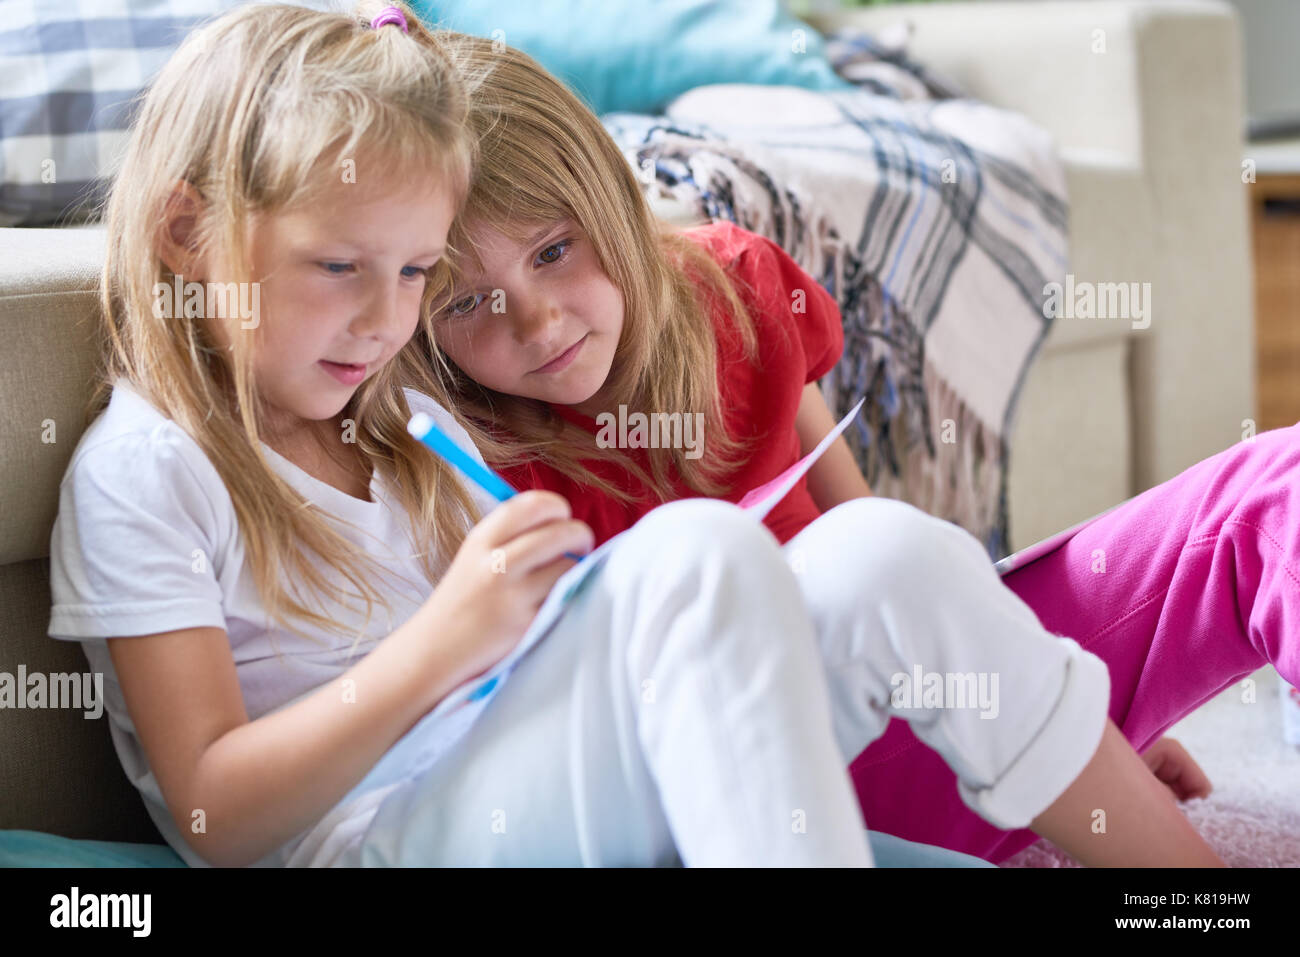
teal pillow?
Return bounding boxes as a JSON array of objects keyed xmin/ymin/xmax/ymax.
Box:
[
  {"xmin": 0, "ymin": 830, "xmax": 187, "ymax": 868},
  {"xmin": 411, "ymin": 0, "xmax": 853, "ymax": 115}
]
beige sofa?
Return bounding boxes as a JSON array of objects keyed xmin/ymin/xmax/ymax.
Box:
[
  {"xmin": 813, "ymin": 0, "xmax": 1254, "ymax": 550},
  {"xmin": 0, "ymin": 1, "xmax": 1254, "ymax": 846}
]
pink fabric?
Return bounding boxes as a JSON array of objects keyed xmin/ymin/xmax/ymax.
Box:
[{"xmin": 848, "ymin": 422, "xmax": 1300, "ymax": 863}]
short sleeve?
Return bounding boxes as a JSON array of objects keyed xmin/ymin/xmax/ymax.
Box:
[
  {"xmin": 729, "ymin": 228, "xmax": 845, "ymax": 383},
  {"xmin": 48, "ymin": 431, "xmax": 229, "ymax": 641}
]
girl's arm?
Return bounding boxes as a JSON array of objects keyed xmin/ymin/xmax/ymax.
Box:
[
  {"xmin": 110, "ymin": 490, "xmax": 592, "ymax": 868},
  {"xmin": 795, "ymin": 383, "xmax": 873, "ymax": 511},
  {"xmin": 109, "ymin": 603, "xmax": 466, "ymax": 868}
]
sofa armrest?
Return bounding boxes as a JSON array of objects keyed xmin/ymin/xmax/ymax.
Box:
[
  {"xmin": 810, "ymin": 1, "xmax": 1256, "ymax": 493},
  {"xmin": 809, "ymin": 0, "xmax": 1191, "ymax": 167},
  {"xmin": 0, "ymin": 226, "xmax": 105, "ymax": 566}
]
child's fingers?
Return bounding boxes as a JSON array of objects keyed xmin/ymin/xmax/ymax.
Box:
[
  {"xmin": 496, "ymin": 519, "xmax": 594, "ymax": 576},
  {"xmin": 1166, "ymin": 739, "xmax": 1212, "ymax": 798},
  {"xmin": 1168, "ymin": 751, "xmax": 1212, "ymax": 799},
  {"xmin": 1145, "ymin": 738, "xmax": 1213, "ymax": 801},
  {"xmin": 1165, "ymin": 768, "xmax": 1211, "ymax": 802},
  {"xmin": 521, "ymin": 555, "xmax": 584, "ymax": 609},
  {"xmin": 473, "ymin": 490, "xmax": 572, "ymax": 548}
]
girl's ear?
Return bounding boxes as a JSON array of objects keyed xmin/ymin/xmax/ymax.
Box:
[{"xmin": 156, "ymin": 180, "xmax": 210, "ymax": 278}]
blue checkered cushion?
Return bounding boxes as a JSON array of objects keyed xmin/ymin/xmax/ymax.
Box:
[{"xmin": 0, "ymin": 1, "xmax": 327, "ymax": 227}]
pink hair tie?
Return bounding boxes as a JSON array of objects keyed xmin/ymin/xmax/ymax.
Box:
[{"xmin": 370, "ymin": 6, "xmax": 409, "ymax": 33}]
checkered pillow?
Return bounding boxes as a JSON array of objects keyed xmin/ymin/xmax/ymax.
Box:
[{"xmin": 0, "ymin": 1, "xmax": 328, "ymax": 227}]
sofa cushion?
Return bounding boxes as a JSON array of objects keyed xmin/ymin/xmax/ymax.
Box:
[
  {"xmin": 0, "ymin": 2, "xmax": 350, "ymax": 227},
  {"xmin": 0, "ymin": 557, "xmax": 163, "ymax": 843},
  {"xmin": 0, "ymin": 224, "xmax": 161, "ymax": 842},
  {"xmin": 0, "ymin": 226, "xmax": 105, "ymax": 566},
  {"xmin": 0, "ymin": 829, "xmax": 185, "ymax": 867},
  {"xmin": 0, "ymin": 2, "xmax": 250, "ymax": 226},
  {"xmin": 415, "ymin": 0, "xmax": 852, "ymax": 116}
]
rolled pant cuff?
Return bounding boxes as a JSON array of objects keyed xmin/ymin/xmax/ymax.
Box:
[{"xmin": 956, "ymin": 637, "xmax": 1111, "ymax": 831}]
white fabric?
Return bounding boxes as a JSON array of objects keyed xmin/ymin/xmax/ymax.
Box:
[
  {"xmin": 788, "ymin": 498, "xmax": 1110, "ymax": 830},
  {"xmin": 308, "ymin": 497, "xmax": 1109, "ymax": 867},
  {"xmin": 329, "ymin": 499, "xmax": 875, "ymax": 867},
  {"xmin": 46, "ymin": 379, "xmax": 497, "ymax": 867}
]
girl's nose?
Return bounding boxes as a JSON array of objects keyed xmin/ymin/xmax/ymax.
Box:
[
  {"xmin": 354, "ymin": 277, "xmax": 403, "ymax": 339},
  {"xmin": 514, "ymin": 293, "xmax": 563, "ymax": 343}
]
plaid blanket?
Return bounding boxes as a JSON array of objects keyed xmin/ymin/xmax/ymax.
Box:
[{"xmin": 603, "ymin": 31, "xmax": 1069, "ymax": 559}]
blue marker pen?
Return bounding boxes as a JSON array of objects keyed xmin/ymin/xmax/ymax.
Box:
[{"xmin": 407, "ymin": 411, "xmax": 585, "ymax": 562}]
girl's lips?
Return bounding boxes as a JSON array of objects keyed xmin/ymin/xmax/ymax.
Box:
[
  {"xmin": 318, "ymin": 360, "xmax": 367, "ymax": 385},
  {"xmin": 533, "ymin": 334, "xmax": 587, "ymax": 374}
]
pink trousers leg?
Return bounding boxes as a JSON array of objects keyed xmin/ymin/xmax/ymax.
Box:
[{"xmin": 848, "ymin": 422, "xmax": 1300, "ymax": 863}]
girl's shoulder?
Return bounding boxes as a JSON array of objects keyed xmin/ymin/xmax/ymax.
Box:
[
  {"xmin": 56, "ymin": 380, "xmax": 236, "ymax": 549},
  {"xmin": 679, "ymin": 222, "xmax": 843, "ymax": 382},
  {"xmin": 679, "ymin": 220, "xmax": 770, "ymax": 268},
  {"xmin": 49, "ymin": 381, "xmax": 237, "ymax": 643},
  {"xmin": 63, "ymin": 380, "xmax": 227, "ymax": 496},
  {"xmin": 678, "ymin": 221, "xmax": 824, "ymax": 309},
  {"xmin": 62, "ymin": 384, "xmax": 483, "ymax": 511}
]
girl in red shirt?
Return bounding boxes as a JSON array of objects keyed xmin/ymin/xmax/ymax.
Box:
[{"xmin": 419, "ymin": 34, "xmax": 1295, "ymax": 865}]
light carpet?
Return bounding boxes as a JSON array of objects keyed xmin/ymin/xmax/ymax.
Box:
[{"xmin": 1002, "ymin": 666, "xmax": 1300, "ymax": 867}]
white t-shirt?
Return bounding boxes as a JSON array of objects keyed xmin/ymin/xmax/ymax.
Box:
[{"xmin": 47, "ymin": 380, "xmax": 498, "ymax": 867}]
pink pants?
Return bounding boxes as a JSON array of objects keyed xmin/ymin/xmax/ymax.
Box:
[{"xmin": 848, "ymin": 422, "xmax": 1300, "ymax": 863}]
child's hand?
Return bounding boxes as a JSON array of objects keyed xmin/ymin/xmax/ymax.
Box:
[
  {"xmin": 1140, "ymin": 736, "xmax": 1212, "ymax": 801},
  {"xmin": 424, "ymin": 490, "xmax": 594, "ymax": 686}
]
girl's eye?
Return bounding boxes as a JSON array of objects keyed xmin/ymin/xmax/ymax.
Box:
[
  {"xmin": 319, "ymin": 263, "xmax": 427, "ymax": 278},
  {"xmin": 535, "ymin": 239, "xmax": 570, "ymax": 266},
  {"xmin": 447, "ymin": 292, "xmax": 485, "ymax": 316}
]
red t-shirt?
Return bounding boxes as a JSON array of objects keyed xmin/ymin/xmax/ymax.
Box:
[{"xmin": 497, "ymin": 221, "xmax": 845, "ymax": 546}]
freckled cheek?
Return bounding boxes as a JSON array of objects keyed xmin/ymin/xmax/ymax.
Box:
[
  {"xmin": 596, "ymin": 287, "xmax": 625, "ymax": 338},
  {"xmin": 435, "ymin": 325, "xmax": 488, "ymax": 375},
  {"xmin": 480, "ymin": 327, "xmax": 525, "ymax": 378},
  {"xmin": 462, "ymin": 327, "xmax": 531, "ymax": 385},
  {"xmin": 578, "ymin": 273, "xmax": 620, "ymax": 317},
  {"xmin": 559, "ymin": 287, "xmax": 605, "ymax": 332}
]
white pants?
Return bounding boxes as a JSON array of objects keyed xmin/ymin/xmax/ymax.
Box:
[{"xmin": 332, "ymin": 497, "xmax": 1108, "ymax": 867}]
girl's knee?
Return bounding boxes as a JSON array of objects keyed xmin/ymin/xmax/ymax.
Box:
[
  {"xmin": 603, "ymin": 499, "xmax": 813, "ymax": 676},
  {"xmin": 791, "ymin": 497, "xmax": 991, "ymax": 597},
  {"xmin": 602, "ymin": 500, "xmax": 802, "ymax": 625},
  {"xmin": 623, "ymin": 498, "xmax": 780, "ymax": 566}
]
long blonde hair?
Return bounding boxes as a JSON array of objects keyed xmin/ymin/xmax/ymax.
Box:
[
  {"xmin": 422, "ymin": 33, "xmax": 760, "ymax": 502},
  {"xmin": 95, "ymin": 1, "xmax": 479, "ymax": 657}
]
